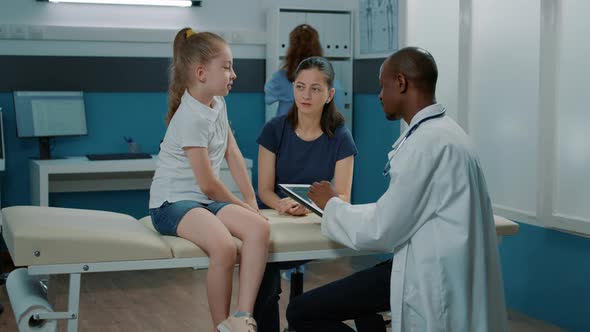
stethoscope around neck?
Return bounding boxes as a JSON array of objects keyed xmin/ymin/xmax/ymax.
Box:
[{"xmin": 383, "ymin": 108, "xmax": 446, "ymax": 177}]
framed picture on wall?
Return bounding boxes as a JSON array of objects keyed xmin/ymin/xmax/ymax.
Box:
[{"xmin": 356, "ymin": 0, "xmax": 399, "ymax": 58}]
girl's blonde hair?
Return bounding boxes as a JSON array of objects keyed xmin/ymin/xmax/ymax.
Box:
[{"xmin": 166, "ymin": 27, "xmax": 226, "ymax": 125}]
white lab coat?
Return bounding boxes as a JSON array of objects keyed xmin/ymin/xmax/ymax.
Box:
[{"xmin": 321, "ymin": 104, "xmax": 508, "ymax": 332}]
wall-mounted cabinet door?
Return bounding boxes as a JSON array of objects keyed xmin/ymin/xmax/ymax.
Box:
[
  {"xmin": 280, "ymin": 11, "xmax": 352, "ymax": 59},
  {"xmin": 331, "ymin": 61, "xmax": 352, "ymax": 102},
  {"xmin": 278, "ymin": 11, "xmax": 306, "ymax": 57},
  {"xmin": 330, "ymin": 60, "xmax": 353, "ymax": 127},
  {"xmin": 305, "ymin": 12, "xmax": 352, "ymax": 58},
  {"xmin": 326, "ymin": 13, "xmax": 352, "ymax": 57},
  {"xmin": 304, "ymin": 12, "xmax": 324, "ymax": 48}
]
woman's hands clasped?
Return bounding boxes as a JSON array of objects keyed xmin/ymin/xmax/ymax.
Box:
[{"xmin": 277, "ymin": 197, "xmax": 309, "ymax": 216}]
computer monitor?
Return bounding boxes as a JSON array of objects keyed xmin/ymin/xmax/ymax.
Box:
[{"xmin": 14, "ymin": 91, "xmax": 88, "ymax": 159}]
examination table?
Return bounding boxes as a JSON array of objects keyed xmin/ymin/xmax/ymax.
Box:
[{"xmin": 1, "ymin": 206, "xmax": 518, "ymax": 331}]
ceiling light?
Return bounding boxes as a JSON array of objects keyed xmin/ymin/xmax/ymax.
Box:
[{"xmin": 44, "ymin": 0, "xmax": 201, "ymax": 7}]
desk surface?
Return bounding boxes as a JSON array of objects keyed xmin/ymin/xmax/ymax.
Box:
[
  {"xmin": 27, "ymin": 157, "xmax": 519, "ymax": 238},
  {"xmin": 31, "ymin": 156, "xmax": 252, "ymax": 174},
  {"xmin": 30, "ymin": 156, "xmax": 253, "ymax": 206}
]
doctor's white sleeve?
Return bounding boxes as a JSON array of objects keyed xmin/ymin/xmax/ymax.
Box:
[{"xmin": 321, "ymin": 144, "xmax": 437, "ymax": 252}]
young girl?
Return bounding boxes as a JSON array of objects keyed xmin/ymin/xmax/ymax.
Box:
[{"xmin": 149, "ymin": 27, "xmax": 269, "ymax": 332}]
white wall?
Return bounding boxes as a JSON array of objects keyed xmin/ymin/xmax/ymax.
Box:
[
  {"xmin": 469, "ymin": 0, "xmax": 540, "ymax": 218},
  {"xmin": 0, "ymin": 1, "xmax": 266, "ymax": 30},
  {"xmin": 0, "ymin": 0, "xmax": 265, "ymax": 58},
  {"xmin": 405, "ymin": 0, "xmax": 590, "ymax": 235},
  {"xmin": 554, "ymin": 1, "xmax": 590, "ymax": 232},
  {"xmin": 0, "ymin": 0, "xmax": 356, "ymax": 58},
  {"xmin": 404, "ymin": 0, "xmax": 461, "ymax": 122}
]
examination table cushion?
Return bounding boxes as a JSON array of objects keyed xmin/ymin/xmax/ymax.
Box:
[
  {"xmin": 2, "ymin": 206, "xmax": 172, "ymax": 266},
  {"xmin": 1, "ymin": 206, "xmax": 348, "ymax": 267}
]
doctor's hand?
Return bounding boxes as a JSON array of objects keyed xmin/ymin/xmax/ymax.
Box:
[{"xmin": 308, "ymin": 181, "xmax": 338, "ymax": 210}]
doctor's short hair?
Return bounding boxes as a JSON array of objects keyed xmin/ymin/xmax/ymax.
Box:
[
  {"xmin": 287, "ymin": 56, "xmax": 345, "ymax": 137},
  {"xmin": 387, "ymin": 47, "xmax": 438, "ymax": 94}
]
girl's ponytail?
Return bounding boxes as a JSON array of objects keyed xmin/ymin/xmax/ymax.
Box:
[
  {"xmin": 165, "ymin": 28, "xmax": 226, "ymax": 125},
  {"xmin": 166, "ymin": 28, "xmax": 191, "ymax": 125}
]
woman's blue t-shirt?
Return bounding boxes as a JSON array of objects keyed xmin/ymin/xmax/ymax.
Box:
[{"xmin": 256, "ymin": 115, "xmax": 358, "ymax": 206}]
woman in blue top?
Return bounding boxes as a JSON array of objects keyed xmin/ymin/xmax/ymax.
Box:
[
  {"xmin": 265, "ymin": 24, "xmax": 346, "ymax": 118},
  {"xmin": 253, "ymin": 56, "xmax": 357, "ymax": 332}
]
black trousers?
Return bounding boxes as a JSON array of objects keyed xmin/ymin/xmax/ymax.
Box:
[
  {"xmin": 285, "ymin": 259, "xmax": 392, "ymax": 332},
  {"xmin": 253, "ymin": 261, "xmax": 304, "ymax": 332}
]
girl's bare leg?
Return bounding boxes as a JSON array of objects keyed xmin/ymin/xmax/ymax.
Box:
[
  {"xmin": 176, "ymin": 208, "xmax": 238, "ymax": 327},
  {"xmin": 217, "ymin": 205, "xmax": 270, "ymax": 314}
]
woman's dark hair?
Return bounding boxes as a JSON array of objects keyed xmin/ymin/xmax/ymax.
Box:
[
  {"xmin": 283, "ymin": 24, "xmax": 323, "ymax": 82},
  {"xmin": 287, "ymin": 56, "xmax": 345, "ymax": 137}
]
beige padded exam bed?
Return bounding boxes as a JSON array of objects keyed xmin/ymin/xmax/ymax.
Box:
[{"xmin": 1, "ymin": 205, "xmax": 519, "ymax": 332}]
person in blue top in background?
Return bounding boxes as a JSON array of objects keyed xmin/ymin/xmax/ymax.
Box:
[
  {"xmin": 253, "ymin": 56, "xmax": 359, "ymax": 332},
  {"xmin": 265, "ymin": 24, "xmax": 346, "ymax": 118}
]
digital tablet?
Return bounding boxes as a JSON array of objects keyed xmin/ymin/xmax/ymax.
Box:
[{"xmin": 278, "ymin": 184, "xmax": 324, "ymax": 217}]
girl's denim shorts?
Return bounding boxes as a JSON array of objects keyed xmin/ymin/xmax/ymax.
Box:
[{"xmin": 149, "ymin": 200, "xmax": 230, "ymax": 236}]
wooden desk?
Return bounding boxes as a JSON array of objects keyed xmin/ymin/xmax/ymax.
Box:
[{"xmin": 30, "ymin": 156, "xmax": 252, "ymax": 206}]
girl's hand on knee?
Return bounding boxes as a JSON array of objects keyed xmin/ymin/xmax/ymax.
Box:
[
  {"xmin": 240, "ymin": 201, "xmax": 268, "ymax": 220},
  {"xmin": 240, "ymin": 202, "xmax": 258, "ymax": 213},
  {"xmin": 258, "ymin": 211, "xmax": 269, "ymax": 220},
  {"xmin": 244, "ymin": 197, "xmax": 259, "ymax": 212}
]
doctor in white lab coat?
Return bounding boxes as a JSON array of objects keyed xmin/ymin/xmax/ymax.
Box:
[{"xmin": 287, "ymin": 47, "xmax": 507, "ymax": 332}]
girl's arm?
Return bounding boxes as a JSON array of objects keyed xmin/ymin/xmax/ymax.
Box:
[
  {"xmin": 332, "ymin": 155, "xmax": 355, "ymax": 203},
  {"xmin": 224, "ymin": 129, "xmax": 258, "ymax": 211},
  {"xmin": 185, "ymin": 145, "xmax": 252, "ymax": 211}
]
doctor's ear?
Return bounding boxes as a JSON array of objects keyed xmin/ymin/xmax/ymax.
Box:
[{"xmin": 396, "ymin": 73, "xmax": 408, "ymax": 93}]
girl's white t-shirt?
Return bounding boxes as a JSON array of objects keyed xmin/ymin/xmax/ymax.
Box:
[{"xmin": 149, "ymin": 90, "xmax": 229, "ymax": 208}]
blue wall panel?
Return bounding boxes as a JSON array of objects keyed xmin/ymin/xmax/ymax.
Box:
[
  {"xmin": 351, "ymin": 93, "xmax": 400, "ymax": 204},
  {"xmin": 0, "ymin": 92, "xmax": 264, "ymax": 218},
  {"xmin": 499, "ymin": 223, "xmax": 590, "ymax": 332}
]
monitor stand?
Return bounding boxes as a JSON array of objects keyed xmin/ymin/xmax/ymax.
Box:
[{"xmin": 39, "ymin": 137, "xmax": 51, "ymax": 160}]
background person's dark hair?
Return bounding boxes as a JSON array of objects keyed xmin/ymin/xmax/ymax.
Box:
[
  {"xmin": 287, "ymin": 56, "xmax": 345, "ymax": 137},
  {"xmin": 283, "ymin": 24, "xmax": 323, "ymax": 82}
]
